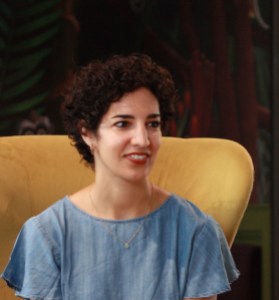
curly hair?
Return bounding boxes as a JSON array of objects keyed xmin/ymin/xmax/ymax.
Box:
[{"xmin": 61, "ymin": 53, "xmax": 179, "ymax": 164}]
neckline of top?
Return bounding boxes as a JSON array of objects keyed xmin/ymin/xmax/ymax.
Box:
[{"xmin": 63, "ymin": 194, "xmax": 175, "ymax": 224}]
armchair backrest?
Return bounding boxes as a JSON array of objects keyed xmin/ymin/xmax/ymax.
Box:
[{"xmin": 0, "ymin": 135, "xmax": 254, "ymax": 299}]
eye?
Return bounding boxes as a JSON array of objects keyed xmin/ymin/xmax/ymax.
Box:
[
  {"xmin": 115, "ymin": 121, "xmax": 130, "ymax": 128},
  {"xmin": 147, "ymin": 121, "xmax": 161, "ymax": 128}
]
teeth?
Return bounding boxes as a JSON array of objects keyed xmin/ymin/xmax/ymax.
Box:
[{"xmin": 129, "ymin": 154, "xmax": 146, "ymax": 160}]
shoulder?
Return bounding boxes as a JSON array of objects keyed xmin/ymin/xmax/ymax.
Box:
[
  {"xmin": 152, "ymin": 194, "xmax": 218, "ymax": 240},
  {"xmin": 27, "ymin": 197, "xmax": 65, "ymax": 222},
  {"xmin": 22, "ymin": 197, "xmax": 69, "ymax": 241},
  {"xmin": 168, "ymin": 194, "xmax": 209, "ymax": 224},
  {"xmin": 169, "ymin": 196, "xmax": 228, "ymax": 251},
  {"xmin": 167, "ymin": 194, "xmax": 226, "ymax": 241}
]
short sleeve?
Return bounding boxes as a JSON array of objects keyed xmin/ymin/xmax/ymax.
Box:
[
  {"xmin": 1, "ymin": 217, "xmax": 62, "ymax": 299},
  {"xmin": 183, "ymin": 216, "xmax": 240, "ymax": 298}
]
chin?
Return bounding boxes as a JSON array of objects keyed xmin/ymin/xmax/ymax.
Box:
[{"xmin": 123, "ymin": 170, "xmax": 151, "ymax": 183}]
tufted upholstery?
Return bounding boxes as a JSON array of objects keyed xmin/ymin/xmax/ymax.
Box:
[{"xmin": 0, "ymin": 135, "xmax": 254, "ymax": 299}]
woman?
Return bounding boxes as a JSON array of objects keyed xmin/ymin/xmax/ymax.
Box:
[{"xmin": 2, "ymin": 54, "xmax": 239, "ymax": 299}]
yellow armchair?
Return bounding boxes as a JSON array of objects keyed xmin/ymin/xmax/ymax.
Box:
[{"xmin": 0, "ymin": 135, "xmax": 254, "ymax": 299}]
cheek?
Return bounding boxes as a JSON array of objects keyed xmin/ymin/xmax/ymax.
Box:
[
  {"xmin": 99, "ymin": 133, "xmax": 130, "ymax": 152},
  {"xmin": 151, "ymin": 133, "xmax": 162, "ymax": 154}
]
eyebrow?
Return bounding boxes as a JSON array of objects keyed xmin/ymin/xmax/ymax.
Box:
[{"xmin": 112, "ymin": 113, "xmax": 161, "ymax": 119}]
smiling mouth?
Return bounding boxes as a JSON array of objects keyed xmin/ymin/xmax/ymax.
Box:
[{"xmin": 125, "ymin": 153, "xmax": 150, "ymax": 163}]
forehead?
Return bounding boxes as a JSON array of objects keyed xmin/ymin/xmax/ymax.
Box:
[{"xmin": 107, "ymin": 88, "xmax": 160, "ymax": 115}]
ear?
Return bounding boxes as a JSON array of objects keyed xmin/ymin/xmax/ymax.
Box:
[{"xmin": 79, "ymin": 123, "xmax": 97, "ymax": 148}]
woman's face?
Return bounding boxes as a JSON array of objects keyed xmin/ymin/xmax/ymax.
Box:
[{"xmin": 82, "ymin": 87, "xmax": 162, "ymax": 183}]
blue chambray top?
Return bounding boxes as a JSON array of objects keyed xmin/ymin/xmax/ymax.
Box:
[{"xmin": 1, "ymin": 194, "xmax": 239, "ymax": 300}]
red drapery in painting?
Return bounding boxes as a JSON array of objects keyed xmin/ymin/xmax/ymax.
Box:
[{"xmin": 142, "ymin": 0, "xmax": 259, "ymax": 202}]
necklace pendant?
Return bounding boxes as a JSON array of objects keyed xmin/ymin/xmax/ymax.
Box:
[{"xmin": 124, "ymin": 242, "xmax": 129, "ymax": 249}]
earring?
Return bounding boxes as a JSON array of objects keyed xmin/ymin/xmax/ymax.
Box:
[{"xmin": 90, "ymin": 144, "xmax": 95, "ymax": 153}]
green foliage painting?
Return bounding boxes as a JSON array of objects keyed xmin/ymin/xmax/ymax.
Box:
[{"xmin": 0, "ymin": 0, "xmax": 62, "ymax": 135}]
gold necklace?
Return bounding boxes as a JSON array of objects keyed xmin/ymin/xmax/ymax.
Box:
[{"xmin": 89, "ymin": 185, "xmax": 153, "ymax": 249}]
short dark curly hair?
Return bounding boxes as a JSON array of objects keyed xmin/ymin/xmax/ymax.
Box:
[{"xmin": 61, "ymin": 53, "xmax": 179, "ymax": 164}]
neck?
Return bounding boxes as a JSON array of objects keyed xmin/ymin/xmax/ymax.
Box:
[{"xmin": 89, "ymin": 180, "xmax": 153, "ymax": 220}]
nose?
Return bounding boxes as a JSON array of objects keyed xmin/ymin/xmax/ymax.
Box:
[{"xmin": 131, "ymin": 124, "xmax": 150, "ymax": 147}]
